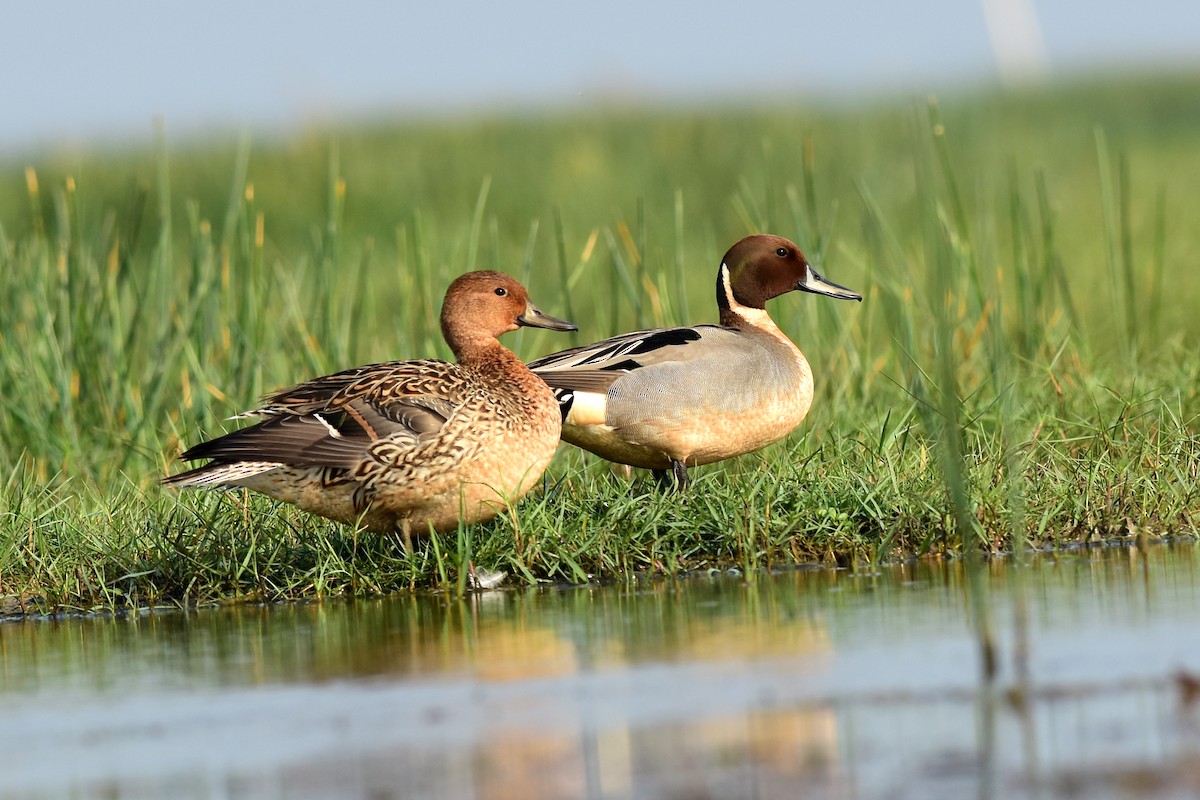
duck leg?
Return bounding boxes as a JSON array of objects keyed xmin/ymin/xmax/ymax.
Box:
[
  {"xmin": 652, "ymin": 460, "xmax": 690, "ymax": 492},
  {"xmin": 671, "ymin": 459, "xmax": 690, "ymax": 491},
  {"xmin": 399, "ymin": 518, "xmax": 414, "ymax": 556}
]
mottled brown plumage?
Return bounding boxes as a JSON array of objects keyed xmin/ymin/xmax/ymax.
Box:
[
  {"xmin": 165, "ymin": 271, "xmax": 576, "ymax": 538},
  {"xmin": 529, "ymin": 235, "xmax": 861, "ymax": 489}
]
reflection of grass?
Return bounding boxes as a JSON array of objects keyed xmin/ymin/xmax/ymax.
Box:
[{"xmin": 2, "ymin": 75, "xmax": 1199, "ymax": 610}]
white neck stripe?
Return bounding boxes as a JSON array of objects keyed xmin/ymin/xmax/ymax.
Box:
[
  {"xmin": 720, "ymin": 262, "xmax": 754, "ymax": 315},
  {"xmin": 720, "ymin": 261, "xmax": 780, "ymax": 330}
]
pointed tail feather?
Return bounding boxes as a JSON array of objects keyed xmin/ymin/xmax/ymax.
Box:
[{"xmin": 162, "ymin": 460, "xmax": 280, "ymax": 489}]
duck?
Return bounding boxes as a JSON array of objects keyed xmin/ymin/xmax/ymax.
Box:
[
  {"xmin": 164, "ymin": 270, "xmax": 576, "ymax": 544},
  {"xmin": 528, "ymin": 234, "xmax": 861, "ymax": 490}
]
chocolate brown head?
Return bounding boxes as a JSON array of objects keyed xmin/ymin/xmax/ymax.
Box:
[{"xmin": 716, "ymin": 235, "xmax": 861, "ymax": 323}]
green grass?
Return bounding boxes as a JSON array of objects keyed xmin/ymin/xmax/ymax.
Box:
[{"xmin": 2, "ymin": 74, "xmax": 1199, "ymax": 613}]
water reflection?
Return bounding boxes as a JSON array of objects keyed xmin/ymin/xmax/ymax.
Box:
[
  {"xmin": 0, "ymin": 572, "xmax": 835, "ymax": 690},
  {"xmin": 0, "ymin": 542, "xmax": 1197, "ymax": 799}
]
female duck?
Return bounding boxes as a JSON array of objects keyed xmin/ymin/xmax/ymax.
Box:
[
  {"xmin": 165, "ymin": 271, "xmax": 576, "ymax": 541},
  {"xmin": 529, "ymin": 234, "xmax": 860, "ymax": 489}
]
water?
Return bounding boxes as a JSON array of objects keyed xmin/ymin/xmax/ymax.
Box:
[{"xmin": 2, "ymin": 542, "xmax": 1199, "ymax": 799}]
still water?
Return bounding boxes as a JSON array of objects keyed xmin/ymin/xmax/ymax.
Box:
[{"xmin": 2, "ymin": 542, "xmax": 1199, "ymax": 799}]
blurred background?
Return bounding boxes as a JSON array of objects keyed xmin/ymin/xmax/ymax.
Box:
[{"xmin": 4, "ymin": 0, "xmax": 1198, "ymax": 152}]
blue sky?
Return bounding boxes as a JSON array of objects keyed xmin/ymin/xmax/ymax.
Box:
[{"xmin": 3, "ymin": 0, "xmax": 1197, "ymax": 152}]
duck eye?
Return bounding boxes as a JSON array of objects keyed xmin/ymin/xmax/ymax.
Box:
[
  {"xmin": 494, "ymin": 287, "xmax": 507, "ymax": 297},
  {"xmin": 775, "ymin": 247, "xmax": 788, "ymax": 257}
]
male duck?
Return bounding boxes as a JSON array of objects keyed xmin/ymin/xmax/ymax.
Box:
[
  {"xmin": 528, "ymin": 234, "xmax": 861, "ymax": 489},
  {"xmin": 164, "ymin": 271, "xmax": 576, "ymax": 542}
]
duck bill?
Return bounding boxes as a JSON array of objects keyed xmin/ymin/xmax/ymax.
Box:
[
  {"xmin": 798, "ymin": 265, "xmax": 863, "ymax": 302},
  {"xmin": 518, "ymin": 302, "xmax": 578, "ymax": 332}
]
